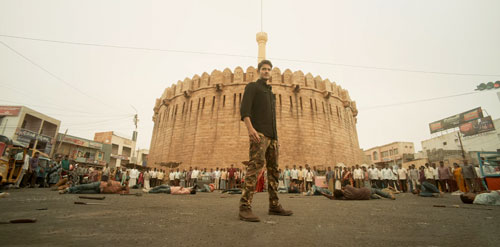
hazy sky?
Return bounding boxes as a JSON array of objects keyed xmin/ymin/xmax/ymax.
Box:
[{"xmin": 1, "ymin": 0, "xmax": 499, "ymax": 152}]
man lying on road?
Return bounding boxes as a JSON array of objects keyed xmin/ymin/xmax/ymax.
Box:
[
  {"xmin": 59, "ymin": 180, "xmax": 129, "ymax": 194},
  {"xmin": 144, "ymin": 184, "xmax": 197, "ymax": 194},
  {"xmin": 460, "ymin": 190, "xmax": 500, "ymax": 206},
  {"xmin": 320, "ymin": 185, "xmax": 396, "ymax": 200}
]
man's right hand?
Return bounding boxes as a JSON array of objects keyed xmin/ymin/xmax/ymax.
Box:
[{"xmin": 248, "ymin": 128, "xmax": 261, "ymax": 143}]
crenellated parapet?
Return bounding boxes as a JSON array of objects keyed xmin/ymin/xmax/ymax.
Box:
[{"xmin": 152, "ymin": 67, "xmax": 357, "ymax": 116}]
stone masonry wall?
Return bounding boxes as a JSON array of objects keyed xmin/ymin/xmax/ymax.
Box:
[{"xmin": 147, "ymin": 66, "xmax": 363, "ymax": 170}]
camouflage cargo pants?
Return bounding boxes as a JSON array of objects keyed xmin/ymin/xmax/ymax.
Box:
[{"xmin": 240, "ymin": 132, "xmax": 281, "ymax": 209}]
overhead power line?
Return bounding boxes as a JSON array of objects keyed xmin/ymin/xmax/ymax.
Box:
[
  {"xmin": 0, "ymin": 98, "xmax": 129, "ymax": 117},
  {"xmin": 0, "ymin": 39, "xmax": 132, "ymax": 115},
  {"xmin": 0, "ymin": 87, "xmax": 130, "ymax": 116},
  {"xmin": 360, "ymin": 91, "xmax": 482, "ymax": 111},
  {"xmin": 1, "ymin": 34, "xmax": 499, "ymax": 77}
]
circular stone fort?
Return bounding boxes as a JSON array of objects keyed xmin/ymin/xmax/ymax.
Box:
[{"xmin": 148, "ymin": 33, "xmax": 364, "ymax": 170}]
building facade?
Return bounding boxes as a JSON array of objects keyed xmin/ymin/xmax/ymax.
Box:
[
  {"xmin": 0, "ymin": 105, "xmax": 60, "ymax": 156},
  {"xmin": 364, "ymin": 142, "xmax": 415, "ymax": 167},
  {"xmin": 94, "ymin": 131, "xmax": 136, "ymax": 168},
  {"xmin": 54, "ymin": 133, "xmax": 111, "ymax": 166},
  {"xmin": 135, "ymin": 149, "xmax": 149, "ymax": 167}
]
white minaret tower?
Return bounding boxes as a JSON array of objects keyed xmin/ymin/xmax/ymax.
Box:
[{"xmin": 256, "ymin": 32, "xmax": 268, "ymax": 63}]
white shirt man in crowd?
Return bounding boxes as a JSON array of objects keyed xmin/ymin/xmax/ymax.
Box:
[
  {"xmin": 408, "ymin": 164, "xmax": 419, "ymax": 192},
  {"xmin": 298, "ymin": 166, "xmax": 305, "ymax": 192},
  {"xmin": 290, "ymin": 165, "xmax": 298, "ymax": 184},
  {"xmin": 168, "ymin": 169, "xmax": 175, "ymax": 186},
  {"xmin": 424, "ymin": 163, "xmax": 435, "ymax": 186},
  {"xmin": 214, "ymin": 167, "xmax": 221, "ymax": 190},
  {"xmin": 304, "ymin": 167, "xmax": 314, "ymax": 191},
  {"xmin": 128, "ymin": 167, "xmax": 139, "ymax": 188},
  {"xmin": 381, "ymin": 166, "xmax": 392, "ymax": 188},
  {"xmin": 157, "ymin": 169, "xmax": 164, "ymax": 186},
  {"xmin": 390, "ymin": 167, "xmax": 399, "ymax": 190},
  {"xmin": 14, "ymin": 152, "xmax": 30, "ymax": 188},
  {"xmin": 191, "ymin": 167, "xmax": 200, "ymax": 186},
  {"xmin": 432, "ymin": 163, "xmax": 440, "ymax": 188},
  {"xmin": 174, "ymin": 168, "xmax": 181, "ymax": 186},
  {"xmin": 283, "ymin": 166, "xmax": 291, "ymax": 190},
  {"xmin": 368, "ymin": 165, "xmax": 379, "ymax": 188},
  {"xmin": 377, "ymin": 167, "xmax": 383, "ymax": 189},
  {"xmin": 397, "ymin": 165, "xmax": 408, "ymax": 192},
  {"xmin": 353, "ymin": 165, "xmax": 364, "ymax": 188},
  {"xmin": 151, "ymin": 168, "xmax": 158, "ymax": 187}
]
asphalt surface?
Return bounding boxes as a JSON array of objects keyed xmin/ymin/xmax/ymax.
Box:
[{"xmin": 0, "ymin": 188, "xmax": 498, "ymax": 247}]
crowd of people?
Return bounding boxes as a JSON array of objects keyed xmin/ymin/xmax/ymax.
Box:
[
  {"xmin": 11, "ymin": 151, "xmax": 499, "ymax": 206},
  {"xmin": 272, "ymin": 161, "xmax": 493, "ymax": 196},
  {"xmin": 14, "ymin": 153, "xmax": 249, "ymax": 194}
]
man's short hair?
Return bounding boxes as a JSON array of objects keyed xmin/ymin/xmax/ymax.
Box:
[
  {"xmin": 333, "ymin": 190, "xmax": 344, "ymax": 199},
  {"xmin": 257, "ymin": 60, "xmax": 273, "ymax": 71},
  {"xmin": 460, "ymin": 194, "xmax": 474, "ymax": 204}
]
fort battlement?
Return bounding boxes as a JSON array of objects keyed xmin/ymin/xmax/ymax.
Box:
[{"xmin": 153, "ymin": 67, "xmax": 358, "ymax": 118}]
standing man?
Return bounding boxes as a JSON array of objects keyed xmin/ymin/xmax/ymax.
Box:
[
  {"xmin": 462, "ymin": 161, "xmax": 476, "ymax": 192},
  {"xmin": 438, "ymin": 161, "xmax": 452, "ymax": 192},
  {"xmin": 408, "ymin": 165, "xmax": 419, "ymax": 193},
  {"xmin": 102, "ymin": 163, "xmax": 110, "ymax": 182},
  {"xmin": 424, "ymin": 163, "xmax": 435, "ymax": 187},
  {"xmin": 27, "ymin": 152, "xmax": 40, "ymax": 188},
  {"xmin": 353, "ymin": 165, "xmax": 363, "ymax": 188},
  {"xmin": 191, "ymin": 167, "xmax": 199, "ymax": 186},
  {"xmin": 151, "ymin": 168, "xmax": 157, "ymax": 187},
  {"xmin": 397, "ymin": 164, "xmax": 408, "ymax": 192},
  {"xmin": 228, "ymin": 164, "xmax": 236, "ymax": 189},
  {"xmin": 186, "ymin": 167, "xmax": 192, "ymax": 187},
  {"xmin": 298, "ymin": 166, "xmax": 305, "ymax": 192},
  {"xmin": 157, "ymin": 169, "xmax": 164, "ymax": 186},
  {"xmin": 382, "ymin": 165, "xmax": 391, "ymax": 189},
  {"xmin": 128, "ymin": 166, "xmax": 138, "ymax": 188},
  {"xmin": 15, "ymin": 151, "xmax": 30, "ymax": 188},
  {"xmin": 169, "ymin": 169, "xmax": 175, "ymax": 186},
  {"xmin": 180, "ymin": 169, "xmax": 186, "ymax": 187},
  {"xmin": 239, "ymin": 60, "xmax": 292, "ymax": 222},
  {"xmin": 61, "ymin": 155, "xmax": 70, "ymax": 176},
  {"xmin": 325, "ymin": 166, "xmax": 334, "ymax": 193},
  {"xmin": 174, "ymin": 168, "xmax": 181, "ymax": 186},
  {"xmin": 305, "ymin": 167, "xmax": 314, "ymax": 191},
  {"xmin": 283, "ymin": 166, "xmax": 291, "ymax": 191},
  {"xmin": 376, "ymin": 167, "xmax": 383, "ymax": 189},
  {"xmin": 291, "ymin": 165, "xmax": 298, "ymax": 185},
  {"xmin": 368, "ymin": 165, "xmax": 378, "ymax": 189},
  {"xmin": 220, "ymin": 168, "xmax": 227, "ymax": 190},
  {"xmin": 334, "ymin": 166, "xmax": 343, "ymax": 190},
  {"xmin": 432, "ymin": 163, "xmax": 440, "ymax": 189},
  {"xmin": 214, "ymin": 167, "xmax": 221, "ymax": 190}
]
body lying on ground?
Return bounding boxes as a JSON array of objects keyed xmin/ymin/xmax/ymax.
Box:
[
  {"xmin": 412, "ymin": 180, "xmax": 444, "ymax": 198},
  {"xmin": 144, "ymin": 184, "xmax": 196, "ymax": 194},
  {"xmin": 59, "ymin": 180, "xmax": 129, "ymax": 194},
  {"xmin": 460, "ymin": 190, "xmax": 500, "ymax": 206},
  {"xmin": 319, "ymin": 185, "xmax": 396, "ymax": 200}
]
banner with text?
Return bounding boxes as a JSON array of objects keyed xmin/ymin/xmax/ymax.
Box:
[
  {"xmin": 429, "ymin": 107, "xmax": 483, "ymax": 134},
  {"xmin": 459, "ymin": 116, "xmax": 496, "ymax": 137}
]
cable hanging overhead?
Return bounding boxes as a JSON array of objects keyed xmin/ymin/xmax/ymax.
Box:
[{"xmin": 1, "ymin": 34, "xmax": 499, "ymax": 77}]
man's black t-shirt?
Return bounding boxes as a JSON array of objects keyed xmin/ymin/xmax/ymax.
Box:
[{"xmin": 240, "ymin": 78, "xmax": 277, "ymax": 140}]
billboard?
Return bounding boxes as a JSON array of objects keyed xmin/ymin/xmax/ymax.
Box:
[
  {"xmin": 459, "ymin": 116, "xmax": 496, "ymax": 137},
  {"xmin": 0, "ymin": 106, "xmax": 21, "ymax": 116},
  {"xmin": 429, "ymin": 107, "xmax": 483, "ymax": 134}
]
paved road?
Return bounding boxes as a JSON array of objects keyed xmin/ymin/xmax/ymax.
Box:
[{"xmin": 0, "ymin": 188, "xmax": 498, "ymax": 247}]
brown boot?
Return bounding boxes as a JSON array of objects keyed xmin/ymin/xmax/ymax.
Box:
[
  {"xmin": 239, "ymin": 207, "xmax": 260, "ymax": 222},
  {"xmin": 269, "ymin": 205, "xmax": 293, "ymax": 216}
]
